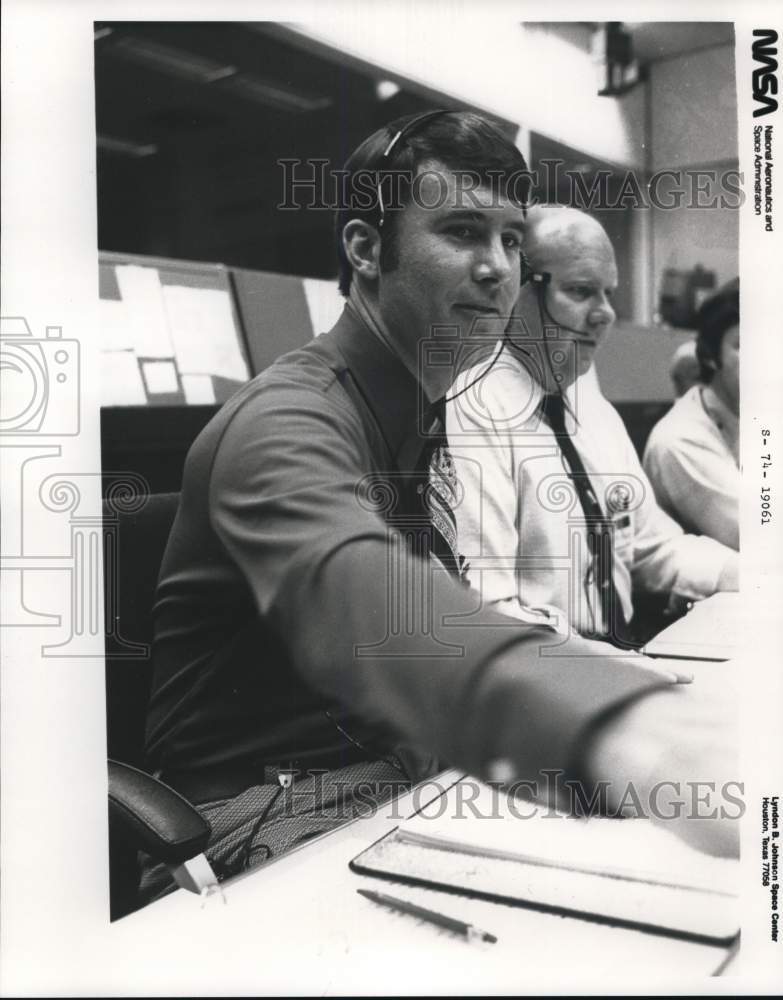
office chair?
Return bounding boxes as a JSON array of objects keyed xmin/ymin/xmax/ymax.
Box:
[{"xmin": 104, "ymin": 489, "xmax": 216, "ymax": 920}]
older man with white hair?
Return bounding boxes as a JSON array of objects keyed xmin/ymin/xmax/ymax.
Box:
[{"xmin": 447, "ymin": 206, "xmax": 738, "ymax": 646}]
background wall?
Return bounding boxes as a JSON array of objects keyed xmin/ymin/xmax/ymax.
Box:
[
  {"xmin": 648, "ymin": 42, "xmax": 740, "ymax": 304},
  {"xmin": 292, "ymin": 20, "xmax": 740, "ymax": 353},
  {"xmin": 649, "ymin": 43, "xmax": 738, "ymax": 170},
  {"xmin": 293, "ymin": 20, "xmax": 647, "ymax": 168},
  {"xmin": 95, "ymin": 21, "xmax": 740, "ymax": 412}
]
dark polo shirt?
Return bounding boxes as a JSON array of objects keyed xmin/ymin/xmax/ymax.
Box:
[{"xmin": 146, "ymin": 307, "xmax": 666, "ymax": 795}]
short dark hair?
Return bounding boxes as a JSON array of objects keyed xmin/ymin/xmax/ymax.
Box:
[
  {"xmin": 695, "ymin": 278, "xmax": 739, "ymax": 383},
  {"xmin": 335, "ymin": 111, "xmax": 531, "ymax": 296}
]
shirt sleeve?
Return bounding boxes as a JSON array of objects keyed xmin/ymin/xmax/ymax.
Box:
[
  {"xmin": 643, "ymin": 426, "xmax": 740, "ymax": 551},
  {"xmin": 610, "ymin": 413, "xmax": 735, "ymax": 599},
  {"xmin": 209, "ymin": 379, "xmax": 671, "ymax": 787}
]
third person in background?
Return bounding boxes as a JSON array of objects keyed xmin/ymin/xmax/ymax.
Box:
[{"xmin": 644, "ymin": 279, "xmax": 740, "ymax": 550}]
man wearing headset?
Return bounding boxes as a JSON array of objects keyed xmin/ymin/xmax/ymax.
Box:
[
  {"xmin": 644, "ymin": 279, "xmax": 740, "ymax": 550},
  {"xmin": 447, "ymin": 206, "xmax": 738, "ymax": 642},
  {"xmin": 142, "ymin": 115, "xmax": 738, "ymax": 903}
]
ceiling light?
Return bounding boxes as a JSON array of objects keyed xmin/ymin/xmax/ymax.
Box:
[
  {"xmin": 97, "ymin": 134, "xmax": 158, "ymax": 158},
  {"xmin": 112, "ymin": 36, "xmax": 238, "ymax": 84},
  {"xmin": 225, "ymin": 75, "xmax": 332, "ymax": 113},
  {"xmin": 108, "ymin": 35, "xmax": 330, "ymax": 113},
  {"xmin": 376, "ymin": 80, "xmax": 401, "ymax": 101}
]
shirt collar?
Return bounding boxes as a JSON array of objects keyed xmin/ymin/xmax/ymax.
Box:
[
  {"xmin": 701, "ymin": 383, "xmax": 738, "ymax": 433},
  {"xmin": 700, "ymin": 383, "xmax": 739, "ymax": 460},
  {"xmin": 330, "ymin": 305, "xmax": 440, "ymax": 472}
]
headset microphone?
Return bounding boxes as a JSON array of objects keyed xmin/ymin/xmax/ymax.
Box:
[
  {"xmin": 442, "ymin": 255, "xmax": 594, "ymax": 406},
  {"xmin": 504, "ymin": 262, "xmax": 593, "ymax": 407}
]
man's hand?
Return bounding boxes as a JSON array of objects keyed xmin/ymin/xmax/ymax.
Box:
[{"xmin": 585, "ymin": 663, "xmax": 740, "ymax": 858}]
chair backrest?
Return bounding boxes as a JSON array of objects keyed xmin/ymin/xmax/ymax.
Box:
[
  {"xmin": 104, "ymin": 491, "xmax": 181, "ymax": 768},
  {"xmin": 103, "ymin": 490, "xmax": 180, "ymax": 920}
]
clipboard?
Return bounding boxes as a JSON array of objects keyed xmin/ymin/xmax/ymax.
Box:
[{"xmin": 350, "ymin": 782, "xmax": 739, "ymax": 944}]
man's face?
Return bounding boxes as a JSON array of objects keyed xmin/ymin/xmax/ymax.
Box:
[
  {"xmin": 714, "ymin": 323, "xmax": 740, "ymax": 414},
  {"xmin": 376, "ymin": 160, "xmax": 526, "ymax": 380},
  {"xmin": 515, "ymin": 232, "xmax": 618, "ymax": 390},
  {"xmin": 541, "ymin": 241, "xmax": 618, "ymax": 386}
]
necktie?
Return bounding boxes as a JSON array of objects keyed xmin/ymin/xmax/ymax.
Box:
[
  {"xmin": 540, "ymin": 393, "xmax": 630, "ymax": 646},
  {"xmin": 418, "ymin": 400, "xmax": 468, "ymax": 582}
]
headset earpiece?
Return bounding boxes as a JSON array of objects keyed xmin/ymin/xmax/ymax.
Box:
[
  {"xmin": 520, "ymin": 251, "xmax": 533, "ymax": 286},
  {"xmin": 520, "ymin": 252, "xmax": 550, "ymax": 289}
]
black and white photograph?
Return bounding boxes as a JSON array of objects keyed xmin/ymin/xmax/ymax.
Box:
[{"xmin": 1, "ymin": 1, "xmax": 781, "ymax": 994}]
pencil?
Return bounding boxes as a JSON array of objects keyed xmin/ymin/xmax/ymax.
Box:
[{"xmin": 357, "ymin": 887, "xmax": 498, "ymax": 943}]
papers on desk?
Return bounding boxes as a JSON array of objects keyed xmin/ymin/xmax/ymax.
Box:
[
  {"xmin": 644, "ymin": 592, "xmax": 741, "ymax": 660},
  {"xmin": 350, "ymin": 781, "xmax": 739, "ymax": 942}
]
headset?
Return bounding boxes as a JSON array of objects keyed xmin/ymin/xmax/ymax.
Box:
[{"xmin": 375, "ymin": 109, "xmax": 455, "ymax": 229}]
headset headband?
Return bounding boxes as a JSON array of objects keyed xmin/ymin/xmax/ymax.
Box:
[
  {"xmin": 376, "ymin": 110, "xmax": 452, "ymax": 228},
  {"xmin": 374, "ymin": 111, "xmax": 544, "ymax": 291}
]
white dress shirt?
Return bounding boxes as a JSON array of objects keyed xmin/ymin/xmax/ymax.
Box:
[
  {"xmin": 446, "ymin": 348, "xmax": 735, "ymax": 635},
  {"xmin": 643, "ymin": 384, "xmax": 739, "ymax": 550}
]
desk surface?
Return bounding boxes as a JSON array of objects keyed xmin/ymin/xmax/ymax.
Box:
[
  {"xmin": 645, "ymin": 592, "xmax": 741, "ymax": 661},
  {"xmin": 111, "ymin": 770, "xmax": 735, "ymax": 993}
]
